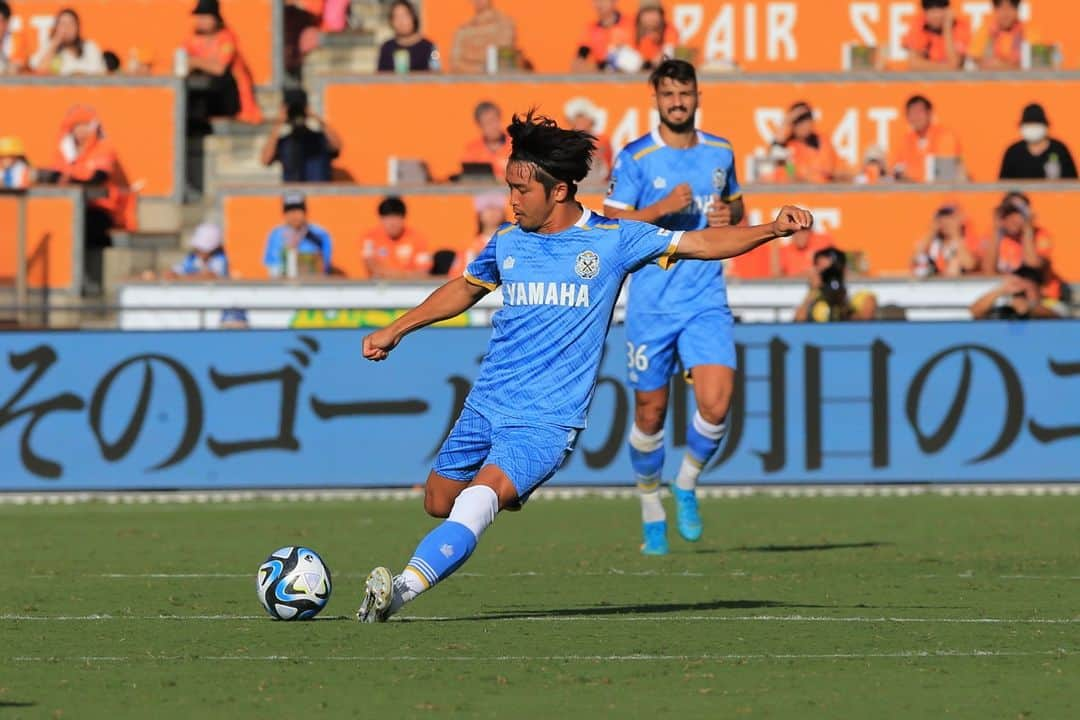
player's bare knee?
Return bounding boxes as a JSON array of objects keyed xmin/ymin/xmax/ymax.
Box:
[
  {"xmin": 634, "ymin": 397, "xmax": 668, "ymax": 435},
  {"xmin": 423, "ymin": 489, "xmax": 453, "ymax": 518},
  {"xmin": 697, "ymin": 393, "xmax": 731, "ymax": 426}
]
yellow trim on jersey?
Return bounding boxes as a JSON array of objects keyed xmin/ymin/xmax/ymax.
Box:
[
  {"xmin": 496, "ymin": 225, "xmax": 516, "ymax": 236},
  {"xmin": 404, "ymin": 566, "xmax": 430, "ymax": 590},
  {"xmin": 594, "ymin": 223, "xmax": 619, "ymax": 230},
  {"xmin": 721, "ymin": 192, "xmax": 743, "ymax": 203},
  {"xmin": 463, "ymin": 272, "xmax": 498, "ymax": 291},
  {"xmin": 702, "ymin": 139, "xmax": 732, "ymax": 151},
  {"xmin": 632, "ymin": 144, "xmax": 661, "ymax": 161},
  {"xmin": 656, "ymin": 234, "xmax": 680, "ymax": 270}
]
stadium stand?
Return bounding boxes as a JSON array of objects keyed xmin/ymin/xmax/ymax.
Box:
[{"xmin": 1, "ymin": 0, "xmax": 1078, "ymax": 327}]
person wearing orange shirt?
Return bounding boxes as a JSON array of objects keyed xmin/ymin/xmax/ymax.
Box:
[
  {"xmin": 184, "ymin": 0, "xmax": 262, "ymax": 135},
  {"xmin": 912, "ymin": 204, "xmax": 980, "ymax": 278},
  {"xmin": 892, "ymin": 95, "xmax": 963, "ymax": 183},
  {"xmin": 460, "ymin": 101, "xmax": 511, "ymax": 181},
  {"xmin": 572, "ymin": 0, "xmax": 635, "ymax": 71},
  {"xmin": 772, "ymin": 228, "xmax": 835, "ymax": 278},
  {"xmin": 971, "ymin": 0, "xmax": 1035, "ymax": 70},
  {"xmin": 362, "ymin": 196, "xmax": 433, "ymax": 280},
  {"xmin": 635, "ymin": 3, "xmax": 677, "ymax": 70},
  {"xmin": 564, "ymin": 96, "xmax": 612, "ymax": 185},
  {"xmin": 980, "ymin": 192, "xmax": 1062, "ymax": 300},
  {"xmin": 771, "ymin": 102, "xmax": 838, "ymax": 184},
  {"xmin": 902, "ymin": 0, "xmax": 970, "ymax": 71}
]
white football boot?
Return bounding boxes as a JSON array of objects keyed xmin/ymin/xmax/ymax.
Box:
[{"xmin": 356, "ymin": 566, "xmax": 394, "ymax": 623}]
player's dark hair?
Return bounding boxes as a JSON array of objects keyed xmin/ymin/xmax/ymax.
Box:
[
  {"xmin": 389, "ymin": 0, "xmax": 420, "ymax": 34},
  {"xmin": 906, "ymin": 94, "xmax": 933, "ymax": 112},
  {"xmin": 378, "ymin": 196, "xmax": 407, "ymax": 217},
  {"xmin": 0, "ymin": 2, "xmax": 11, "ymax": 21},
  {"xmin": 649, "ymin": 58, "xmax": 697, "ymax": 89},
  {"xmin": 507, "ymin": 109, "xmax": 595, "ymax": 199}
]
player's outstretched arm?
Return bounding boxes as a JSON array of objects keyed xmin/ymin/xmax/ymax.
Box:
[
  {"xmin": 672, "ymin": 205, "xmax": 812, "ymax": 261},
  {"xmin": 362, "ymin": 277, "xmax": 490, "ymax": 362}
]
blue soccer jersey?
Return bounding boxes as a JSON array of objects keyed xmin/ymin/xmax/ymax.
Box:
[
  {"xmin": 463, "ymin": 208, "xmax": 681, "ymax": 428},
  {"xmin": 606, "ymin": 129, "xmax": 741, "ymax": 316}
]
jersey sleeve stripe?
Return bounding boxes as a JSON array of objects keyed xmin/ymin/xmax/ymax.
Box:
[
  {"xmin": 603, "ymin": 199, "xmax": 634, "ymax": 211},
  {"xmin": 632, "ymin": 145, "xmax": 661, "ymax": 161},
  {"xmin": 656, "ymin": 231, "xmax": 684, "ymax": 271},
  {"xmin": 703, "ymin": 139, "xmax": 733, "ymax": 150},
  {"xmin": 721, "ymin": 191, "xmax": 743, "ymax": 203},
  {"xmin": 464, "ymin": 272, "xmax": 498, "ymax": 291}
]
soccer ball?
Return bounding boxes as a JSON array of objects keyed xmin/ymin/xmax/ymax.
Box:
[{"xmin": 256, "ymin": 546, "xmax": 332, "ymax": 620}]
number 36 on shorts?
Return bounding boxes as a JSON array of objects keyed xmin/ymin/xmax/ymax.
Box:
[{"xmin": 626, "ymin": 342, "xmax": 649, "ymax": 371}]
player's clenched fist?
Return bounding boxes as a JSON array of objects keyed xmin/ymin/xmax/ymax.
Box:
[
  {"xmin": 362, "ymin": 328, "xmax": 401, "ymax": 362},
  {"xmin": 662, "ymin": 183, "xmax": 694, "ymax": 215},
  {"xmin": 771, "ymin": 205, "xmax": 813, "ymax": 237}
]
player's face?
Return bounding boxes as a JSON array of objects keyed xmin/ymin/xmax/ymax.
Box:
[
  {"xmin": 506, "ymin": 161, "xmax": 560, "ymax": 232},
  {"xmin": 654, "ymin": 77, "xmax": 698, "ymax": 133}
]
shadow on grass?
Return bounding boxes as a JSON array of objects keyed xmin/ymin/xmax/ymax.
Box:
[
  {"xmin": 423, "ymin": 599, "xmax": 812, "ymax": 622},
  {"xmin": 729, "ymin": 541, "xmax": 892, "ymax": 553},
  {"xmin": 0, "ymin": 702, "xmax": 36, "ymax": 708}
]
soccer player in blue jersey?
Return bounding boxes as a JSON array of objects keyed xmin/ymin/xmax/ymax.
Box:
[
  {"xmin": 356, "ymin": 110, "xmax": 811, "ymax": 622},
  {"xmin": 603, "ymin": 59, "xmax": 743, "ymax": 555}
]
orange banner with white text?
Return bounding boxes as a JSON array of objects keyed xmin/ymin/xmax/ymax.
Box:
[
  {"xmin": 7, "ymin": 0, "xmax": 274, "ymax": 84},
  {"xmin": 0, "ymin": 82, "xmax": 179, "ymax": 198},
  {"xmin": 0, "ymin": 194, "xmax": 78, "ymax": 290},
  {"xmin": 323, "ymin": 78, "xmax": 1080, "ymax": 184},
  {"xmin": 425, "ymin": 0, "xmax": 1073, "ymax": 73},
  {"xmin": 220, "ymin": 188, "xmax": 1080, "ymax": 283}
]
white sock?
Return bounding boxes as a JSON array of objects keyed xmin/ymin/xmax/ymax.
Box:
[
  {"xmin": 674, "ymin": 455, "xmax": 706, "ymax": 491},
  {"xmin": 640, "ymin": 487, "xmax": 666, "ymax": 523},
  {"xmin": 389, "ymin": 569, "xmax": 425, "ymax": 613}
]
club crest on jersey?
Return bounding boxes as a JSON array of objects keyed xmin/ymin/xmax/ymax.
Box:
[
  {"xmin": 503, "ymin": 256, "xmax": 515, "ymax": 270},
  {"xmin": 575, "ymin": 250, "xmax": 600, "ymax": 280},
  {"xmin": 653, "ymin": 177, "xmax": 667, "ymax": 190}
]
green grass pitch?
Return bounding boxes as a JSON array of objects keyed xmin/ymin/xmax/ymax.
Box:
[{"xmin": 2, "ymin": 492, "xmax": 1078, "ymax": 719}]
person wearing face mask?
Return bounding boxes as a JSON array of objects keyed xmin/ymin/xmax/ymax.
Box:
[{"xmin": 999, "ymin": 103, "xmax": 1077, "ymax": 180}]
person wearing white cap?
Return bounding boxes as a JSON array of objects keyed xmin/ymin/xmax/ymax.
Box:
[{"xmin": 164, "ymin": 222, "xmax": 229, "ymax": 280}]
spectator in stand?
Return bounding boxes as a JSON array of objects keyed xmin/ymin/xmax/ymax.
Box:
[
  {"xmin": 0, "ymin": 1, "xmax": 26, "ymax": 74},
  {"xmin": 999, "ymin": 103, "xmax": 1077, "ymax": 180},
  {"xmin": 564, "ymin": 97, "xmax": 612, "ymax": 184},
  {"xmin": 854, "ymin": 145, "xmax": 890, "ymax": 185},
  {"xmin": 163, "ymin": 223, "xmax": 230, "ymax": 280},
  {"xmin": 0, "ymin": 135, "xmax": 31, "ymax": 189},
  {"xmin": 912, "ymin": 204, "xmax": 979, "ymax": 278},
  {"xmin": 970, "ymin": 265, "xmax": 1063, "ymax": 320},
  {"xmin": 771, "ymin": 227, "xmax": 834, "ymax": 278},
  {"xmin": 901, "ymin": 0, "xmax": 970, "ymax": 71},
  {"xmin": 377, "ymin": 1, "xmax": 439, "ymax": 73},
  {"xmin": 634, "ymin": 2, "xmax": 676, "ymax": 70},
  {"xmin": 362, "ymin": 196, "xmax": 432, "ymax": 279},
  {"xmin": 29, "ymin": 8, "xmax": 106, "ymax": 75},
  {"xmin": 263, "ymin": 191, "xmax": 333, "ymax": 278},
  {"xmin": 971, "ymin": 0, "xmax": 1036, "ymax": 70},
  {"xmin": 770, "ymin": 102, "xmax": 838, "ymax": 183},
  {"xmin": 794, "ymin": 247, "xmax": 878, "ymax": 323},
  {"xmin": 39, "ymin": 105, "xmax": 134, "ymax": 294},
  {"xmin": 448, "ymin": 192, "xmax": 506, "ymax": 277},
  {"xmin": 892, "ymin": 95, "xmax": 962, "ymax": 183},
  {"xmin": 184, "ymin": 0, "xmax": 263, "ymax": 134},
  {"xmin": 450, "ymin": 0, "xmax": 517, "ymax": 74},
  {"xmin": 572, "ymin": 0, "xmax": 634, "ymax": 72},
  {"xmin": 980, "ymin": 191, "xmax": 1062, "ymax": 299},
  {"xmin": 460, "ymin": 100, "xmax": 511, "ymax": 180},
  {"xmin": 284, "ymin": 0, "xmax": 323, "ymax": 76},
  {"xmin": 260, "ymin": 89, "xmax": 342, "ymax": 182}
]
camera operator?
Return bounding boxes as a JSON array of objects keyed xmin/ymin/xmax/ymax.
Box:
[
  {"xmin": 794, "ymin": 247, "xmax": 878, "ymax": 323},
  {"xmin": 260, "ymin": 89, "xmax": 342, "ymax": 182},
  {"xmin": 970, "ymin": 265, "xmax": 1064, "ymax": 320}
]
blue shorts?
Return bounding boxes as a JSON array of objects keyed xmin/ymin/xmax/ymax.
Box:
[
  {"xmin": 432, "ymin": 404, "xmax": 578, "ymax": 501},
  {"xmin": 625, "ymin": 308, "xmax": 736, "ymax": 391}
]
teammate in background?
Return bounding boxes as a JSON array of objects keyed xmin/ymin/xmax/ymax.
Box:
[
  {"xmin": 602, "ymin": 59, "xmax": 743, "ymax": 555},
  {"xmin": 356, "ymin": 110, "xmax": 811, "ymax": 622}
]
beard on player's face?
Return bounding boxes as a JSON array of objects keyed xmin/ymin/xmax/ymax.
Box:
[{"xmin": 659, "ymin": 104, "xmax": 697, "ymax": 134}]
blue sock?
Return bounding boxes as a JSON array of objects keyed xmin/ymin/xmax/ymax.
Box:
[
  {"xmin": 628, "ymin": 425, "xmax": 665, "ymax": 488},
  {"xmin": 404, "ymin": 520, "xmax": 478, "ymax": 591}
]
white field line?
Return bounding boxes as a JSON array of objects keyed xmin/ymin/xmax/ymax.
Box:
[
  {"xmin": 33, "ymin": 571, "xmax": 1079, "ymax": 581},
  {"xmin": 6, "ymin": 649, "xmax": 1072, "ymax": 663},
  {"xmin": 2, "ymin": 614, "xmax": 1077, "ymax": 625},
  {"xmin": 1, "ymin": 484, "xmax": 1079, "ymax": 506}
]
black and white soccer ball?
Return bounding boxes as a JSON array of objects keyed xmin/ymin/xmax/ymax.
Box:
[{"xmin": 256, "ymin": 546, "xmax": 332, "ymax": 620}]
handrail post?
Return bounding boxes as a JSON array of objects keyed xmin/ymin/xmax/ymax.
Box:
[{"xmin": 15, "ymin": 192, "xmax": 28, "ymax": 327}]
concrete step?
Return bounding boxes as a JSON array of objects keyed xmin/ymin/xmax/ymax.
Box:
[
  {"xmin": 202, "ymin": 130, "xmax": 282, "ymax": 196},
  {"xmin": 305, "ymin": 44, "xmax": 379, "ymax": 75},
  {"xmin": 137, "ymin": 197, "xmax": 183, "ymax": 234},
  {"xmin": 103, "ymin": 246, "xmax": 188, "ymax": 298}
]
